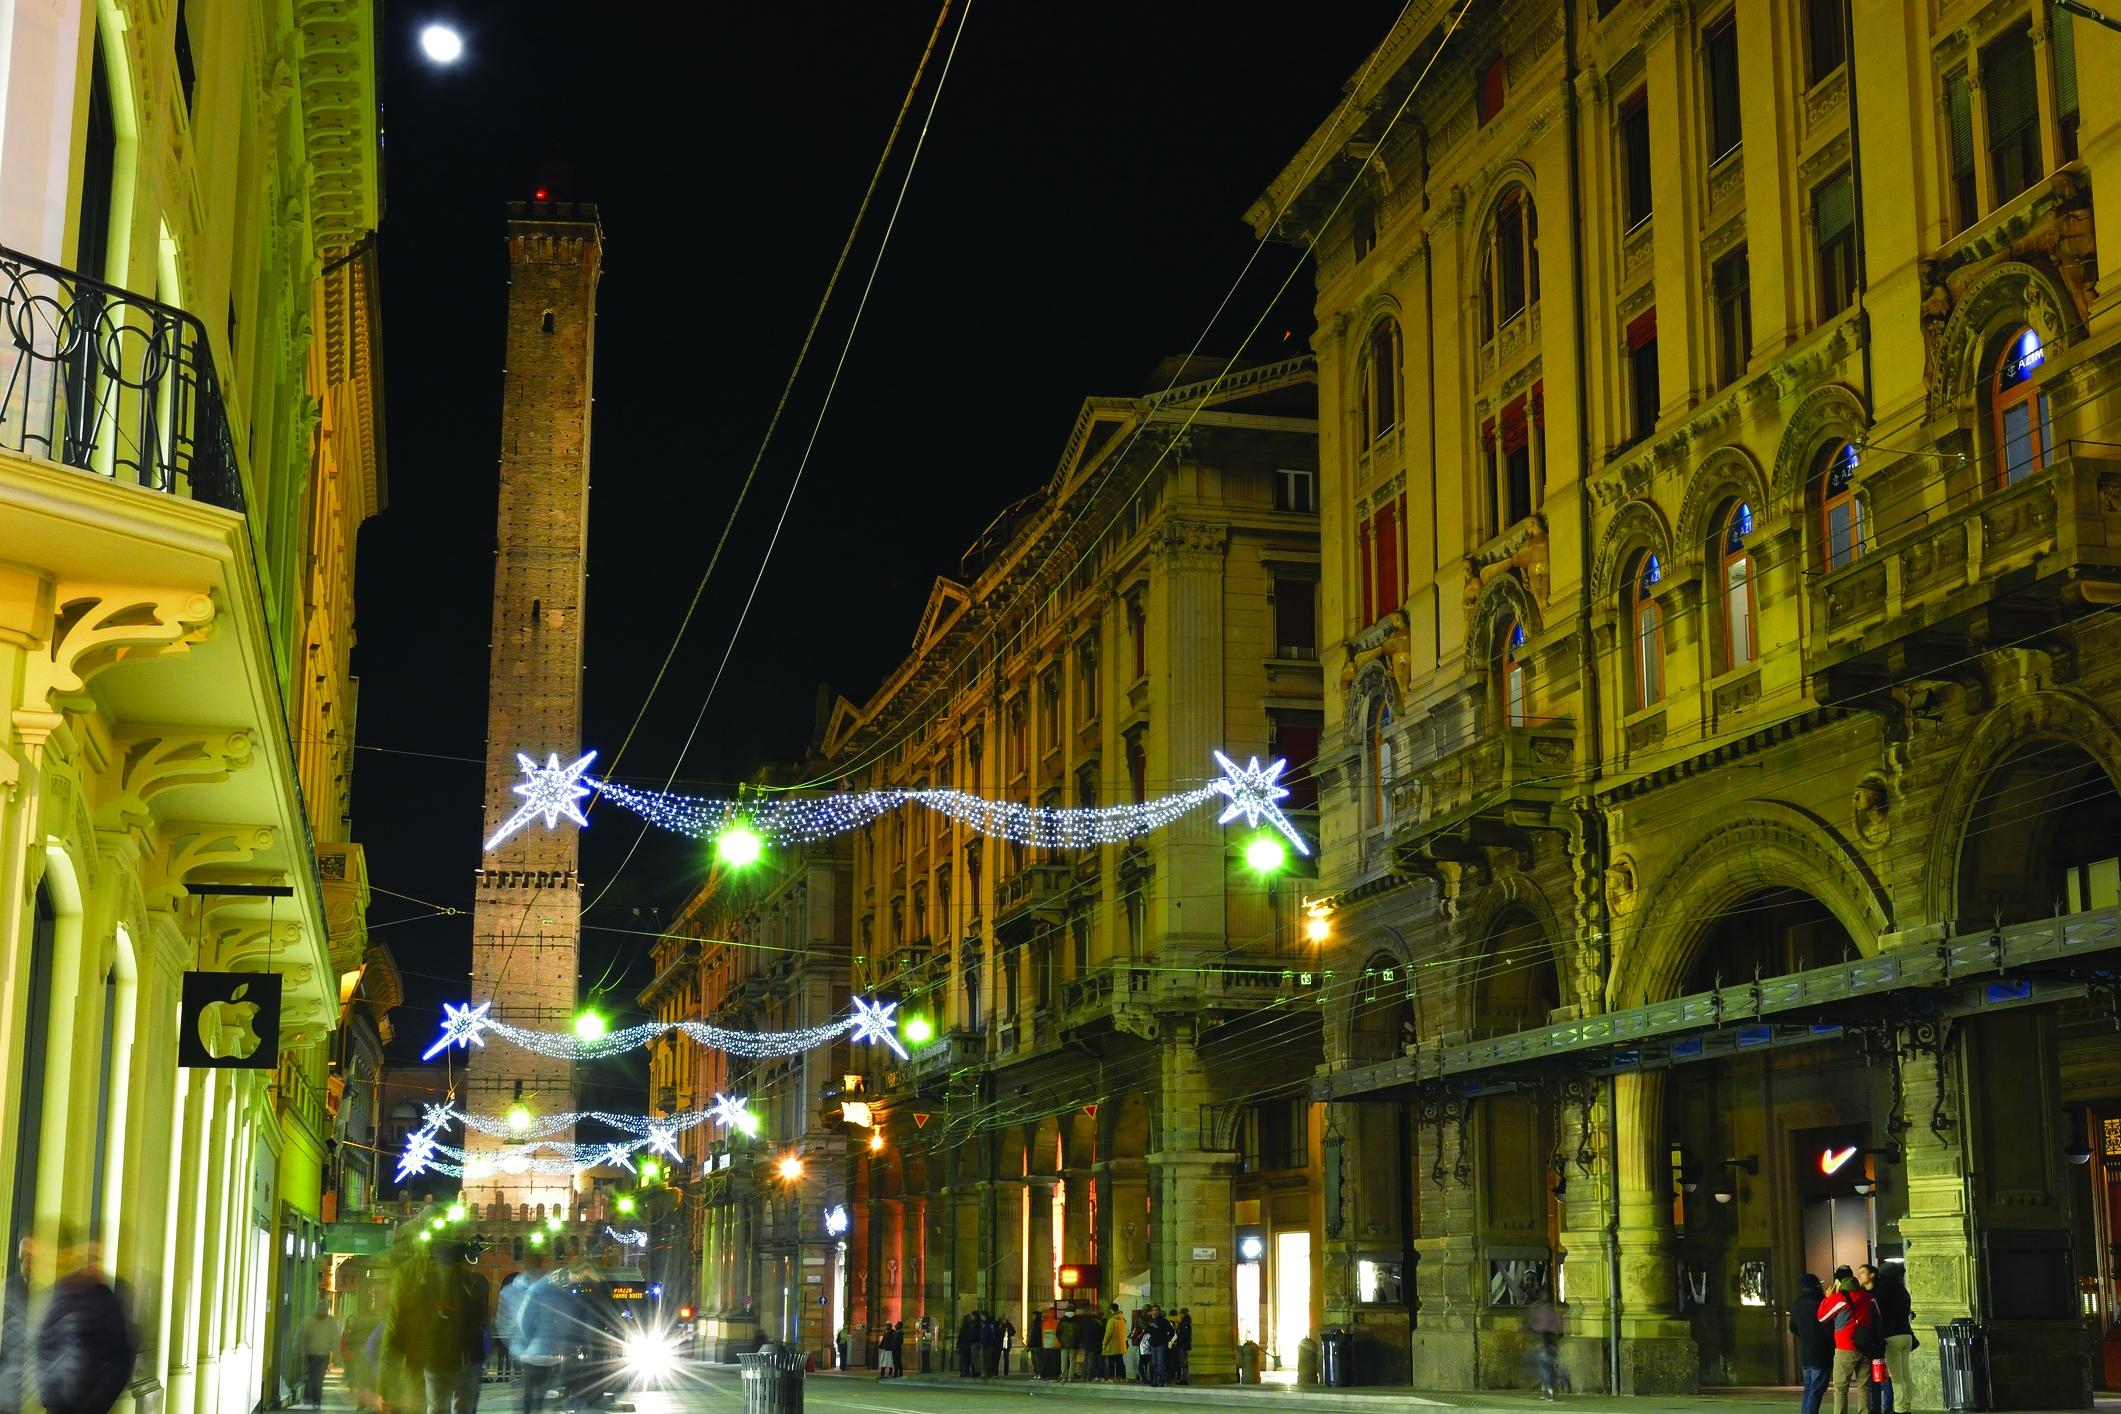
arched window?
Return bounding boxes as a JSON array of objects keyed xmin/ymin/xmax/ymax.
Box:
[
  {"xmin": 1367, "ymin": 698, "xmax": 1396, "ymax": 834},
  {"xmin": 1990, "ymin": 325, "xmax": 2052, "ymax": 487},
  {"xmin": 1627, "ymin": 552, "xmax": 1664, "ymax": 712},
  {"xmin": 1501, "ymin": 620, "xmax": 1529, "ymax": 726},
  {"xmin": 1479, "ymin": 187, "xmax": 1540, "ymax": 343},
  {"xmin": 1362, "ymin": 319, "xmax": 1401, "ymax": 444},
  {"xmin": 1817, "ymin": 441, "xmax": 1862, "ymax": 571},
  {"xmin": 1719, "ymin": 501, "xmax": 1757, "ymax": 670}
]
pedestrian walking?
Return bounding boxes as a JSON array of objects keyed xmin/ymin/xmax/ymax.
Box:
[
  {"xmin": 1817, "ymin": 1266, "xmax": 1879, "ymax": 1414},
  {"xmin": 1526, "ymin": 1284, "xmax": 1562, "ymax": 1399},
  {"xmin": 497, "ymin": 1254, "xmax": 543, "ymax": 1382},
  {"xmin": 1124, "ymin": 1308, "xmax": 1143, "ymax": 1382},
  {"xmin": 957, "ymin": 1311, "xmax": 977, "ymax": 1376},
  {"xmin": 1, "ymin": 1238, "xmax": 32, "ymax": 1414},
  {"xmin": 32, "ymin": 1227, "xmax": 134, "ymax": 1414},
  {"xmin": 1076, "ymin": 1304, "xmax": 1101, "ymax": 1381},
  {"xmin": 1860, "ymin": 1264, "xmax": 1914, "ymax": 1414},
  {"xmin": 1175, "ymin": 1308, "xmax": 1193, "ymax": 1385},
  {"xmin": 515, "ymin": 1261, "xmax": 591, "ymax": 1413},
  {"xmin": 1790, "ymin": 1273, "xmax": 1833, "ymax": 1414},
  {"xmin": 835, "ymin": 1324, "xmax": 850, "ymax": 1370},
  {"xmin": 1102, "ymin": 1303, "xmax": 1127, "ymax": 1383},
  {"xmin": 298, "ymin": 1301, "xmax": 341, "ymax": 1408},
  {"xmin": 997, "ymin": 1314, "xmax": 1015, "ymax": 1376}
]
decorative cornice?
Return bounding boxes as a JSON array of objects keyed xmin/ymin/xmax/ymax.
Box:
[{"xmin": 294, "ymin": 0, "xmax": 381, "ymax": 256}]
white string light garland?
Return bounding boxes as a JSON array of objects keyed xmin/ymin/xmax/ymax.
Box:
[
  {"xmin": 480, "ymin": 749, "xmax": 1309, "ymax": 855},
  {"xmin": 423, "ymin": 995, "xmax": 910, "ymax": 1064}
]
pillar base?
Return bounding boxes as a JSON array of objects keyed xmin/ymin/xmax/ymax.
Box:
[{"xmin": 1614, "ymin": 1328, "xmax": 1699, "ymax": 1395}]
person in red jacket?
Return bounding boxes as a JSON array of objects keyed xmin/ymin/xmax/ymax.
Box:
[{"xmin": 1816, "ymin": 1265, "xmax": 1877, "ymax": 1414}]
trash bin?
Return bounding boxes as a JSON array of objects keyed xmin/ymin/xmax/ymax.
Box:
[
  {"xmin": 740, "ymin": 1340, "xmax": 807, "ymax": 1414},
  {"xmin": 1236, "ymin": 1340, "xmax": 1261, "ymax": 1385},
  {"xmin": 1296, "ymin": 1334, "xmax": 1319, "ymax": 1385},
  {"xmin": 1935, "ymin": 1319, "xmax": 1990, "ymax": 1412},
  {"xmin": 1320, "ymin": 1327, "xmax": 1353, "ymax": 1387}
]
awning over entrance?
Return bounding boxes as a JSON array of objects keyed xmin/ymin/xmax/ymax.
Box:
[{"xmin": 1314, "ymin": 906, "xmax": 2121, "ymax": 1102}]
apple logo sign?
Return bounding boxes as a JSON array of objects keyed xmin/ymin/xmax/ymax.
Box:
[
  {"xmin": 200, "ymin": 982, "xmax": 262, "ymax": 1059},
  {"xmin": 180, "ymin": 972, "xmax": 281, "ymax": 1069}
]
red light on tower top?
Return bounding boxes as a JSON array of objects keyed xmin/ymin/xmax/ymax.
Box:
[{"xmin": 534, "ymin": 187, "xmax": 550, "ymax": 201}]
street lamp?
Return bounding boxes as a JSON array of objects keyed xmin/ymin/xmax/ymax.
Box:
[
  {"xmin": 716, "ymin": 823, "xmax": 764, "ymax": 869},
  {"xmin": 1244, "ymin": 834, "xmax": 1287, "ymax": 876},
  {"xmin": 777, "ymin": 1155, "xmax": 805, "ymax": 1182},
  {"xmin": 574, "ymin": 1009, "xmax": 607, "ymax": 1043}
]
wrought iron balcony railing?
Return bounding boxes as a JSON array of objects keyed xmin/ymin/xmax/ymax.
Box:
[{"xmin": 0, "ymin": 244, "xmax": 245, "ymax": 511}]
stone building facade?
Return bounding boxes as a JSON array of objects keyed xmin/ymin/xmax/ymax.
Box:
[
  {"xmin": 646, "ymin": 817, "xmax": 855, "ymax": 1366},
  {"xmin": 1249, "ymin": 0, "xmax": 2121, "ymax": 1404},
  {"xmin": 823, "ymin": 358, "xmax": 1324, "ymax": 1381},
  {"xmin": 0, "ymin": 0, "xmax": 384, "ymax": 1408}
]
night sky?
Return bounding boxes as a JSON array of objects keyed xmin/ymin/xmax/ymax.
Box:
[{"xmin": 353, "ymin": 3, "xmax": 1403, "ymax": 1083}]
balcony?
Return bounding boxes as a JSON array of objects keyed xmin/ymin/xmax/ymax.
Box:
[
  {"xmin": 993, "ymin": 862, "xmax": 1072, "ymax": 941},
  {"xmin": 0, "ymin": 245, "xmax": 245, "ymax": 512},
  {"xmin": 1060, "ymin": 961, "xmax": 1153, "ymax": 1036},
  {"xmin": 1810, "ymin": 445, "xmax": 2121, "ymax": 699},
  {"xmin": 1388, "ymin": 723, "xmax": 1575, "ymax": 872}
]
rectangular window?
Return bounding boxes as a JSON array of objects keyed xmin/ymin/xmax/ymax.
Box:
[
  {"xmin": 1270, "ymin": 716, "xmax": 1321, "ymax": 811},
  {"xmin": 78, "ymin": 35, "xmax": 117, "ymax": 280},
  {"xmin": 1481, "ymin": 420, "xmax": 1501, "ymax": 532},
  {"xmin": 1813, "ymin": 170, "xmax": 1857, "ymax": 319},
  {"xmin": 1806, "ymin": 0, "xmax": 1845, "ymax": 86},
  {"xmin": 1275, "ymin": 466, "xmax": 1316, "ymax": 513},
  {"xmin": 1273, "ymin": 576, "xmax": 1317, "ymax": 659},
  {"xmin": 1076, "ymin": 638, "xmax": 1099, "ymax": 723},
  {"xmin": 1358, "ymin": 519, "xmax": 1375, "ymax": 625},
  {"xmin": 1374, "ymin": 499, "xmax": 1400, "ymax": 614},
  {"xmin": 1621, "ymin": 93, "xmax": 1654, "ymax": 228},
  {"xmin": 1713, "ymin": 247, "xmax": 1751, "ymax": 387},
  {"xmin": 1946, "ymin": 69, "xmax": 1978, "ymax": 231},
  {"xmin": 1725, "ymin": 557, "xmax": 1756, "ymax": 668},
  {"xmin": 1352, "ymin": 203, "xmax": 1377, "ymax": 261},
  {"xmin": 1478, "ymin": 56, "xmax": 1507, "ymax": 125},
  {"xmin": 1627, "ymin": 308, "xmax": 1660, "ymax": 440},
  {"xmin": 1983, "ymin": 25, "xmax": 2042, "ymax": 206},
  {"xmin": 1500, "ymin": 396, "xmax": 1533, "ymax": 526},
  {"xmin": 1705, "ymin": 14, "xmax": 1742, "ymax": 160},
  {"xmin": 1129, "ymin": 598, "xmax": 1147, "ymax": 680}
]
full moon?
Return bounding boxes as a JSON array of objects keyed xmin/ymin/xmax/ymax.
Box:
[{"xmin": 418, "ymin": 23, "xmax": 463, "ymax": 63}]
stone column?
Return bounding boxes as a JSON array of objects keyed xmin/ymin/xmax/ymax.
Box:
[
  {"xmin": 1553, "ymin": 1078, "xmax": 1616, "ymax": 1394},
  {"xmin": 1100, "ymin": 1160, "xmax": 1149, "ymax": 1298},
  {"xmin": 1642, "ymin": 0, "xmax": 1704, "ymax": 419},
  {"xmin": 1611, "ymin": 1071, "xmax": 1696, "ymax": 1393},
  {"xmin": 1147, "ymin": 520, "xmax": 1227, "ymax": 962},
  {"xmin": 165, "ymin": 1066, "xmax": 213, "ymax": 1414},
  {"xmin": 1147, "ymin": 1024, "xmax": 1239, "ymax": 1382},
  {"xmin": 1409, "ymin": 1094, "xmax": 1481, "ymax": 1389},
  {"xmin": 1061, "ymin": 1172, "xmax": 1092, "ymax": 1267}
]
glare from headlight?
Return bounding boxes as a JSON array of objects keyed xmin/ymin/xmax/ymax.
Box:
[{"xmin": 625, "ymin": 1332, "xmax": 679, "ymax": 1377}]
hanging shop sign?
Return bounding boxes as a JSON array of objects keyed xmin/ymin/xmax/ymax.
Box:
[{"xmin": 179, "ymin": 971, "xmax": 281, "ymax": 1068}]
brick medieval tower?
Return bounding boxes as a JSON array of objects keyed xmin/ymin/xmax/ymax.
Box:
[{"xmin": 466, "ymin": 203, "xmax": 601, "ymax": 1210}]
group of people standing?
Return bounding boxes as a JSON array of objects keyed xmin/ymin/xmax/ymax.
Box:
[
  {"xmin": 951, "ymin": 1310, "xmax": 1015, "ymax": 1377},
  {"xmin": 1789, "ymin": 1262, "xmax": 1915, "ymax": 1414},
  {"xmin": 944, "ymin": 1302, "xmax": 1190, "ymax": 1385}
]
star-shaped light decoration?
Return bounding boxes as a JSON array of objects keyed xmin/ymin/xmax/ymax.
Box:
[
  {"xmin": 396, "ymin": 1127, "xmax": 439, "ymax": 1183},
  {"xmin": 591, "ymin": 1144, "xmax": 637, "ymax": 1174},
  {"xmin": 484, "ymin": 750, "xmax": 598, "ymax": 850},
  {"xmin": 422, "ymin": 1001, "xmax": 493, "ymax": 1060},
  {"xmin": 850, "ymin": 996, "xmax": 909, "ymax": 1060},
  {"xmin": 707, "ymin": 1093, "xmax": 753, "ymax": 1130},
  {"xmin": 421, "ymin": 1103, "xmax": 457, "ymax": 1133},
  {"xmin": 1209, "ymin": 750, "xmax": 1312, "ymax": 856},
  {"xmin": 605, "ymin": 1225, "xmax": 650, "ymax": 1249},
  {"xmin": 643, "ymin": 1123, "xmax": 682, "ymax": 1162}
]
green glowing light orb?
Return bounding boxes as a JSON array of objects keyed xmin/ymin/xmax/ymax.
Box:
[
  {"xmin": 616, "ymin": 1195, "xmax": 636, "ymax": 1215},
  {"xmin": 639, "ymin": 1159, "xmax": 660, "ymax": 1181},
  {"xmin": 546, "ymin": 1215, "xmax": 564, "ymax": 1233},
  {"xmin": 505, "ymin": 1103, "xmax": 533, "ymax": 1133},
  {"xmin": 903, "ymin": 1016, "xmax": 936, "ymax": 1047},
  {"xmin": 529, "ymin": 1231, "xmax": 545, "ymax": 1247},
  {"xmin": 716, "ymin": 824, "xmax": 765, "ymax": 868},
  {"xmin": 574, "ymin": 1010, "xmax": 607, "ymax": 1042},
  {"xmin": 735, "ymin": 1113, "xmax": 761, "ymax": 1138},
  {"xmin": 446, "ymin": 1203, "xmax": 466, "ymax": 1222},
  {"xmin": 1244, "ymin": 834, "xmax": 1288, "ymax": 875}
]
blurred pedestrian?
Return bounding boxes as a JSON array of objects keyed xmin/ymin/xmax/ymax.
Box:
[
  {"xmin": 32, "ymin": 1226, "xmax": 133, "ymax": 1414},
  {"xmin": 1860, "ymin": 1264, "xmax": 1913, "ymax": 1414},
  {"xmin": 980, "ymin": 1309, "xmax": 1000, "ymax": 1377},
  {"xmin": 515, "ymin": 1261, "xmax": 590, "ymax": 1413},
  {"xmin": 1790, "ymin": 1273, "xmax": 1832, "ymax": 1414},
  {"xmin": 997, "ymin": 1313, "xmax": 1015, "ymax": 1376},
  {"xmin": 298, "ymin": 1300, "xmax": 340, "ymax": 1408},
  {"xmin": 1076, "ymin": 1304, "xmax": 1100, "ymax": 1381},
  {"xmin": 1526, "ymin": 1284, "xmax": 1562, "ymax": 1399},
  {"xmin": 497, "ymin": 1255, "xmax": 543, "ymax": 1382},
  {"xmin": 956, "ymin": 1311, "xmax": 977, "ymax": 1377},
  {"xmin": 1175, "ymin": 1308, "xmax": 1193, "ymax": 1385},
  {"xmin": 1, "ymin": 1238, "xmax": 32, "ymax": 1414},
  {"xmin": 1123, "ymin": 1308, "xmax": 1143, "ymax": 1382},
  {"xmin": 1101, "ymin": 1304, "xmax": 1127, "ymax": 1383}
]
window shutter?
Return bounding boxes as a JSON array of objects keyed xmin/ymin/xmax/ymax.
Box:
[
  {"xmin": 1985, "ymin": 29, "xmax": 2038, "ymax": 146},
  {"xmin": 2054, "ymin": 11, "xmax": 2079, "ymax": 127},
  {"xmin": 1815, "ymin": 171, "xmax": 1854, "ymax": 245},
  {"xmin": 1359, "ymin": 517, "xmax": 1374, "ymax": 625},
  {"xmin": 1946, "ymin": 69, "xmax": 1974, "ymax": 177},
  {"xmin": 1627, "ymin": 307, "xmax": 1658, "ymax": 352}
]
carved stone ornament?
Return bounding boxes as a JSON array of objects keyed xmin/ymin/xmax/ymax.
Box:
[
  {"xmin": 1605, "ymin": 856, "xmax": 1639, "ymax": 920},
  {"xmin": 25, "ymin": 586, "xmax": 216, "ymax": 712},
  {"xmin": 1851, "ymin": 775, "xmax": 1891, "ymax": 849}
]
